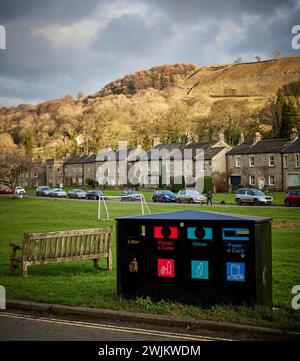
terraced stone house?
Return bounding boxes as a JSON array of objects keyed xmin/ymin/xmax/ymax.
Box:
[{"xmin": 226, "ymin": 130, "xmax": 300, "ymax": 191}]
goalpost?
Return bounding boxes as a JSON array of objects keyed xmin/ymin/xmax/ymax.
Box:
[{"xmin": 97, "ymin": 194, "xmax": 151, "ymax": 221}]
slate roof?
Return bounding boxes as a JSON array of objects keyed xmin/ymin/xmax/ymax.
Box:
[
  {"xmin": 283, "ymin": 138, "xmax": 300, "ymax": 153},
  {"xmin": 138, "ymin": 143, "xmax": 185, "ymax": 160},
  {"xmin": 95, "ymin": 148, "xmax": 145, "ymax": 162},
  {"xmin": 204, "ymin": 147, "xmax": 225, "ymax": 160},
  {"xmin": 137, "ymin": 142, "xmax": 226, "ymax": 161},
  {"xmin": 227, "ymin": 139, "xmax": 291, "ymax": 155},
  {"xmin": 65, "ymin": 155, "xmax": 96, "ymax": 164}
]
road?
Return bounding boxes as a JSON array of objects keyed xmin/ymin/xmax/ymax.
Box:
[
  {"xmin": 24, "ymin": 194, "xmax": 287, "ymax": 209},
  {"xmin": 0, "ymin": 310, "xmax": 233, "ymax": 341}
]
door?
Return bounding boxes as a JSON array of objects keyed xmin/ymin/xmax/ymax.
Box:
[
  {"xmin": 230, "ymin": 176, "xmax": 241, "ymax": 186},
  {"xmin": 258, "ymin": 178, "xmax": 265, "ymax": 190},
  {"xmin": 288, "ymin": 174, "xmax": 300, "ymax": 187}
]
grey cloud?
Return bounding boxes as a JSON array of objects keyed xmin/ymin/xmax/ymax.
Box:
[
  {"xmin": 0, "ymin": 0, "xmax": 299, "ymax": 107},
  {"xmin": 0, "ymin": 0, "xmax": 102, "ymax": 24},
  {"xmin": 92, "ymin": 14, "xmax": 172, "ymax": 56}
]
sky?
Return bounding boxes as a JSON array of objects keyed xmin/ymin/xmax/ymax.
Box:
[{"xmin": 0, "ymin": 0, "xmax": 300, "ymax": 107}]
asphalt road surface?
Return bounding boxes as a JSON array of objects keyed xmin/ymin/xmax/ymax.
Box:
[
  {"xmin": 0, "ymin": 310, "xmax": 233, "ymax": 341},
  {"xmin": 25, "ymin": 195, "xmax": 286, "ymax": 208}
]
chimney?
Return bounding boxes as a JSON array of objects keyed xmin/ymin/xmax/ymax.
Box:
[
  {"xmin": 184, "ymin": 131, "xmax": 192, "ymax": 144},
  {"xmin": 253, "ymin": 132, "xmax": 261, "ymax": 145},
  {"xmin": 238, "ymin": 133, "xmax": 245, "ymax": 144},
  {"xmin": 153, "ymin": 136, "xmax": 161, "ymax": 147},
  {"xmin": 290, "ymin": 127, "xmax": 298, "ymax": 141},
  {"xmin": 216, "ymin": 132, "xmax": 225, "ymax": 143}
]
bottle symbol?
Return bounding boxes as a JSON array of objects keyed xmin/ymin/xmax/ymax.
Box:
[{"xmin": 196, "ymin": 263, "xmax": 203, "ymax": 278}]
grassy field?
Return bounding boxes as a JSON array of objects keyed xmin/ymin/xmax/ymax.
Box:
[{"xmin": 0, "ymin": 196, "xmax": 299, "ymax": 331}]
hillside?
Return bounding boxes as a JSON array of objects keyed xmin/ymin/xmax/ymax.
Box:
[{"xmin": 1, "ymin": 57, "xmax": 300, "ymax": 159}]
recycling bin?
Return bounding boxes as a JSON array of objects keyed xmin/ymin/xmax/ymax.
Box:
[{"xmin": 116, "ymin": 210, "xmax": 272, "ymax": 307}]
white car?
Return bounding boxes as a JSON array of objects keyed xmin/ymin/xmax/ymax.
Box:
[
  {"xmin": 177, "ymin": 189, "xmax": 207, "ymax": 204},
  {"xmin": 15, "ymin": 186, "xmax": 26, "ymax": 195},
  {"xmin": 235, "ymin": 188, "xmax": 273, "ymax": 206}
]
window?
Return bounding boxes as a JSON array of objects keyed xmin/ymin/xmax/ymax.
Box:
[
  {"xmin": 269, "ymin": 155, "xmax": 275, "ymax": 167},
  {"xmin": 34, "ymin": 173, "xmax": 38, "ymax": 178},
  {"xmin": 34, "ymin": 181, "xmax": 38, "ymax": 186},
  {"xmin": 249, "ymin": 156, "xmax": 255, "ymax": 167},
  {"xmin": 57, "ymin": 168, "xmax": 61, "ymax": 172},
  {"xmin": 283, "ymin": 155, "xmax": 288, "ymax": 168},
  {"xmin": 184, "ymin": 161, "xmax": 192, "ymax": 172},
  {"xmin": 249, "ymin": 175, "xmax": 255, "ymax": 186},
  {"xmin": 295, "ymin": 154, "xmax": 299, "ymax": 168},
  {"xmin": 268, "ymin": 175, "xmax": 275, "ymax": 186},
  {"xmin": 235, "ymin": 156, "xmax": 241, "ymax": 168},
  {"xmin": 248, "ymin": 189, "xmax": 255, "ymax": 195}
]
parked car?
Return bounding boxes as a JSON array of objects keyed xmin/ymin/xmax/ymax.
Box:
[
  {"xmin": 86, "ymin": 190, "xmax": 107, "ymax": 200},
  {"xmin": 120, "ymin": 190, "xmax": 141, "ymax": 201},
  {"xmin": 177, "ymin": 189, "xmax": 207, "ymax": 204},
  {"xmin": 36, "ymin": 186, "xmax": 52, "ymax": 196},
  {"xmin": 49, "ymin": 188, "xmax": 67, "ymax": 198},
  {"xmin": 15, "ymin": 186, "xmax": 26, "ymax": 195},
  {"xmin": 0, "ymin": 186, "xmax": 13, "ymax": 194},
  {"xmin": 284, "ymin": 190, "xmax": 300, "ymax": 206},
  {"xmin": 152, "ymin": 190, "xmax": 177, "ymax": 203},
  {"xmin": 235, "ymin": 188, "xmax": 273, "ymax": 205},
  {"xmin": 67, "ymin": 189, "xmax": 87, "ymax": 199}
]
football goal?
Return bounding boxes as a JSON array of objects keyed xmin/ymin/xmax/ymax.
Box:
[{"xmin": 97, "ymin": 194, "xmax": 151, "ymax": 220}]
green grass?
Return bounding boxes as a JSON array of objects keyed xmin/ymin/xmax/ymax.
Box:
[{"xmin": 0, "ymin": 197, "xmax": 299, "ymax": 331}]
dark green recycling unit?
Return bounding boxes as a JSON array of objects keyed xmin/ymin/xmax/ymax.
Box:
[{"xmin": 116, "ymin": 210, "xmax": 272, "ymax": 306}]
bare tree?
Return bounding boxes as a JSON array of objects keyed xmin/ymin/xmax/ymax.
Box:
[
  {"xmin": 0, "ymin": 148, "xmax": 33, "ymax": 193},
  {"xmin": 254, "ymin": 56, "xmax": 262, "ymax": 62},
  {"xmin": 233, "ymin": 56, "xmax": 243, "ymax": 64},
  {"xmin": 272, "ymin": 50, "xmax": 281, "ymax": 59}
]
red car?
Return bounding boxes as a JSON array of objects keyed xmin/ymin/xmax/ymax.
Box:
[
  {"xmin": 284, "ymin": 190, "xmax": 300, "ymax": 206},
  {"xmin": 0, "ymin": 186, "xmax": 13, "ymax": 194}
]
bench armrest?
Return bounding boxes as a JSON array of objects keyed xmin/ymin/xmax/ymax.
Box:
[{"xmin": 9, "ymin": 243, "xmax": 22, "ymax": 250}]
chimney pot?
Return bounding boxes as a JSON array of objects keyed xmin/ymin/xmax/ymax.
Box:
[
  {"xmin": 290, "ymin": 128, "xmax": 298, "ymax": 141},
  {"xmin": 185, "ymin": 131, "xmax": 192, "ymax": 144},
  {"xmin": 217, "ymin": 132, "xmax": 225, "ymax": 143},
  {"xmin": 253, "ymin": 132, "xmax": 261, "ymax": 144},
  {"xmin": 153, "ymin": 136, "xmax": 161, "ymax": 147},
  {"xmin": 239, "ymin": 133, "xmax": 245, "ymax": 144}
]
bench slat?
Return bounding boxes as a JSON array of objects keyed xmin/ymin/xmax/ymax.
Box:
[{"xmin": 27, "ymin": 228, "xmax": 113, "ymax": 240}]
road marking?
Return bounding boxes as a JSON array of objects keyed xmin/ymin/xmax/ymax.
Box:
[{"xmin": 0, "ymin": 311, "xmax": 232, "ymax": 341}]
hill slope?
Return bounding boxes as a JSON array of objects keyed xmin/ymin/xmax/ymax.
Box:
[{"xmin": 1, "ymin": 57, "xmax": 300, "ymax": 159}]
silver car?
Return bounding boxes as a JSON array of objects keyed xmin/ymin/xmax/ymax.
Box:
[
  {"xmin": 177, "ymin": 189, "xmax": 207, "ymax": 204},
  {"xmin": 235, "ymin": 188, "xmax": 273, "ymax": 206},
  {"xmin": 68, "ymin": 189, "xmax": 87, "ymax": 199},
  {"xmin": 50, "ymin": 188, "xmax": 67, "ymax": 198}
]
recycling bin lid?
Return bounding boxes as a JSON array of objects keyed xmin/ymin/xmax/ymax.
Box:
[{"xmin": 116, "ymin": 209, "xmax": 272, "ymax": 223}]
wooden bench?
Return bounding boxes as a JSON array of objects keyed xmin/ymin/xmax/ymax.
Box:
[{"xmin": 10, "ymin": 227, "xmax": 113, "ymax": 276}]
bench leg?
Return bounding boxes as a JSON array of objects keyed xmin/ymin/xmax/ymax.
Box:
[
  {"xmin": 10, "ymin": 248, "xmax": 17, "ymax": 276},
  {"xmin": 21, "ymin": 263, "xmax": 28, "ymax": 277},
  {"xmin": 10, "ymin": 263, "xmax": 17, "ymax": 276},
  {"xmin": 107, "ymin": 252, "xmax": 112, "ymax": 271},
  {"xmin": 93, "ymin": 259, "xmax": 99, "ymax": 269}
]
